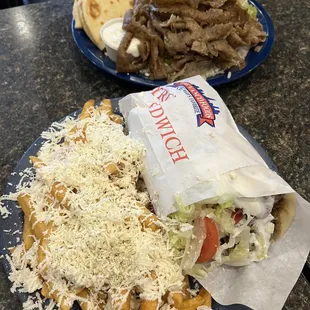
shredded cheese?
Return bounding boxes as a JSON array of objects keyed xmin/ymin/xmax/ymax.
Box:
[{"xmin": 2, "ymin": 109, "xmax": 184, "ymax": 309}]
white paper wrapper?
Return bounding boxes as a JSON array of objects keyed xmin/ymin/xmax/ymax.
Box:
[
  {"xmin": 119, "ymin": 75, "xmax": 310, "ymax": 310},
  {"xmin": 119, "ymin": 75, "xmax": 293, "ymax": 217},
  {"xmin": 198, "ymin": 193, "xmax": 310, "ymax": 310}
]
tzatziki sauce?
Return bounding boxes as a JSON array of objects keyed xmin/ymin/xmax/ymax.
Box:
[{"xmin": 101, "ymin": 19, "xmax": 140, "ymax": 58}]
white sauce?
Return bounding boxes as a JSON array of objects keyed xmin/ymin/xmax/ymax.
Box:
[
  {"xmin": 234, "ymin": 196, "xmax": 275, "ymax": 218},
  {"xmin": 101, "ymin": 21, "xmax": 141, "ymax": 58}
]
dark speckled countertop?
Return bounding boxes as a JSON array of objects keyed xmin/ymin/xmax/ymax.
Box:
[{"xmin": 0, "ymin": 0, "xmax": 309, "ymax": 309}]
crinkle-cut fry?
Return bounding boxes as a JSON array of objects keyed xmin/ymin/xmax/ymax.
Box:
[
  {"xmin": 179, "ymin": 295, "xmax": 204, "ymax": 310},
  {"xmin": 97, "ymin": 99, "xmax": 113, "ymax": 115},
  {"xmin": 79, "ymin": 99, "xmax": 95, "ymax": 120},
  {"xmin": 51, "ymin": 182, "xmax": 70, "ymax": 209},
  {"xmin": 17, "ymin": 193, "xmax": 47, "ymax": 240},
  {"xmin": 140, "ymin": 299, "xmax": 158, "ymax": 310},
  {"xmin": 104, "ymin": 162, "xmax": 119, "ymax": 175},
  {"xmin": 199, "ymin": 288, "xmax": 212, "ymax": 307},
  {"xmin": 23, "ymin": 214, "xmax": 34, "ymax": 251},
  {"xmin": 110, "ymin": 114, "xmax": 123, "ymax": 125},
  {"xmin": 29, "ymin": 156, "xmax": 45, "ymax": 168},
  {"xmin": 138, "ymin": 204, "xmax": 160, "ymax": 232}
]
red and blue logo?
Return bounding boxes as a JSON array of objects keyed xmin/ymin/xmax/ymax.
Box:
[{"xmin": 168, "ymin": 82, "xmax": 220, "ymax": 127}]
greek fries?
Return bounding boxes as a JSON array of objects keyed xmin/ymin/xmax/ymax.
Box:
[{"xmin": 7, "ymin": 99, "xmax": 213, "ymax": 310}]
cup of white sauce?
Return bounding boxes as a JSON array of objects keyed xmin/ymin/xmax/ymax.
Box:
[{"xmin": 100, "ymin": 18, "xmax": 141, "ymax": 62}]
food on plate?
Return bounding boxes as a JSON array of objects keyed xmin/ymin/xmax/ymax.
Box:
[
  {"xmin": 116, "ymin": 0, "xmax": 266, "ymax": 81},
  {"xmin": 1, "ymin": 99, "xmax": 213, "ymax": 310},
  {"xmin": 117, "ymin": 77, "xmax": 297, "ymax": 276},
  {"xmin": 73, "ymin": 0, "xmax": 134, "ymax": 50},
  {"xmin": 169, "ymin": 193, "xmax": 296, "ymax": 273}
]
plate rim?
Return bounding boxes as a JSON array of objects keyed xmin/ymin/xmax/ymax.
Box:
[{"xmin": 71, "ymin": 0, "xmax": 275, "ymax": 87}]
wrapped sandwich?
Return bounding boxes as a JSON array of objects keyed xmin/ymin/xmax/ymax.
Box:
[{"xmin": 119, "ymin": 75, "xmax": 296, "ymax": 276}]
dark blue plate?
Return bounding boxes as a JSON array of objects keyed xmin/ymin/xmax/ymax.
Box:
[
  {"xmin": 72, "ymin": 0, "xmax": 274, "ymax": 87},
  {"xmin": 0, "ymin": 98, "xmax": 276, "ymax": 309}
]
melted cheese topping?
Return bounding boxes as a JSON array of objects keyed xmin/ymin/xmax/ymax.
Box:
[{"xmin": 3, "ymin": 110, "xmax": 184, "ymax": 308}]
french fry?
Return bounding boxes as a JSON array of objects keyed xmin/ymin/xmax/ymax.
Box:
[
  {"xmin": 179, "ymin": 295, "xmax": 204, "ymax": 310},
  {"xmin": 120, "ymin": 290, "xmax": 131, "ymax": 310},
  {"xmin": 68, "ymin": 124, "xmax": 87, "ymax": 144},
  {"xmin": 17, "ymin": 193, "xmax": 47, "ymax": 240},
  {"xmin": 112, "ymin": 290, "xmax": 131, "ymax": 310},
  {"xmin": 97, "ymin": 99, "xmax": 113, "ymax": 115},
  {"xmin": 109, "ymin": 114, "xmax": 123, "ymax": 125},
  {"xmin": 75, "ymin": 287, "xmax": 86, "ymax": 295},
  {"xmin": 79, "ymin": 99, "xmax": 95, "ymax": 120},
  {"xmin": 37, "ymin": 222, "xmax": 53, "ymax": 275},
  {"xmin": 18, "ymin": 193, "xmax": 34, "ymax": 218},
  {"xmin": 29, "ymin": 156, "xmax": 45, "ymax": 168},
  {"xmin": 51, "ymin": 182, "xmax": 70, "ymax": 209},
  {"xmin": 104, "ymin": 162, "xmax": 119, "ymax": 175},
  {"xmin": 77, "ymin": 288, "xmax": 90, "ymax": 310},
  {"xmin": 41, "ymin": 281, "xmax": 52, "ymax": 298},
  {"xmin": 199, "ymin": 288, "xmax": 212, "ymax": 307},
  {"xmin": 74, "ymin": 127, "xmax": 87, "ymax": 144},
  {"xmin": 23, "ymin": 215, "xmax": 34, "ymax": 251},
  {"xmin": 53, "ymin": 292, "xmax": 71, "ymax": 310},
  {"xmin": 171, "ymin": 292, "xmax": 183, "ymax": 309},
  {"xmin": 46, "ymin": 281, "xmax": 72, "ymax": 310},
  {"xmin": 67, "ymin": 99, "xmax": 95, "ymax": 144},
  {"xmin": 138, "ymin": 206, "xmax": 159, "ymax": 232},
  {"xmin": 8, "ymin": 247, "xmax": 16, "ymax": 254},
  {"xmin": 140, "ymin": 299, "xmax": 158, "ymax": 310}
]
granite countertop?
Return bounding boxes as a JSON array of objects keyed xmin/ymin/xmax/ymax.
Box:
[{"xmin": 0, "ymin": 0, "xmax": 309, "ymax": 309}]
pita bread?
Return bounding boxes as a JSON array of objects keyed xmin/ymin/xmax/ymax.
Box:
[
  {"xmin": 77, "ymin": 0, "xmax": 97, "ymax": 46},
  {"xmin": 271, "ymin": 193, "xmax": 296, "ymax": 242},
  {"xmin": 73, "ymin": 0, "xmax": 83, "ymax": 29},
  {"xmin": 81, "ymin": 0, "xmax": 134, "ymax": 50}
]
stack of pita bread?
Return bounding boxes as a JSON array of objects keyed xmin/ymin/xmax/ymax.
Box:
[{"xmin": 73, "ymin": 0, "xmax": 133, "ymax": 50}]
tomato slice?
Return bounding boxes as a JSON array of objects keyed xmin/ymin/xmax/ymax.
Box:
[
  {"xmin": 232, "ymin": 209, "xmax": 243, "ymax": 224},
  {"xmin": 197, "ymin": 217, "xmax": 219, "ymax": 263}
]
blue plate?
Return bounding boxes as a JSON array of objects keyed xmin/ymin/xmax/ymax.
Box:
[
  {"xmin": 0, "ymin": 98, "xmax": 277, "ymax": 309},
  {"xmin": 72, "ymin": 0, "xmax": 274, "ymax": 87}
]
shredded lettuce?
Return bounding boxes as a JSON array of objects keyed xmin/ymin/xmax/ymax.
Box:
[
  {"xmin": 218, "ymin": 200, "xmax": 234, "ymax": 211},
  {"xmin": 168, "ymin": 231, "xmax": 187, "ymax": 250},
  {"xmin": 238, "ymin": 0, "xmax": 258, "ymax": 17},
  {"xmin": 169, "ymin": 195, "xmax": 196, "ymax": 223},
  {"xmin": 229, "ymin": 243, "xmax": 249, "ymax": 261},
  {"xmin": 255, "ymin": 234, "xmax": 268, "ymax": 260},
  {"xmin": 228, "ymin": 229, "xmax": 250, "ymax": 261},
  {"xmin": 213, "ymin": 206, "xmax": 235, "ymax": 233},
  {"xmin": 187, "ymin": 264, "xmax": 208, "ymax": 280}
]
